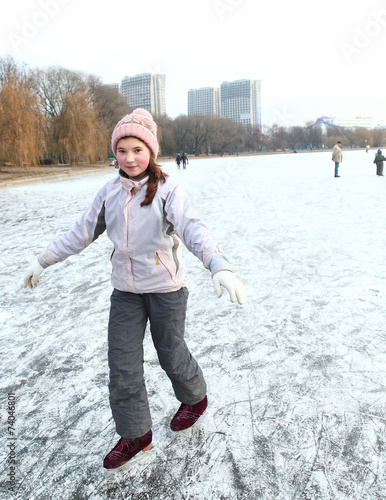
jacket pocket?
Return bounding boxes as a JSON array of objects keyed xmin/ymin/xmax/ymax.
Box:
[{"xmin": 156, "ymin": 251, "xmax": 177, "ymax": 283}]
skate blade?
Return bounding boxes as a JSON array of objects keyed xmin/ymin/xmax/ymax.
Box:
[{"xmin": 103, "ymin": 446, "xmax": 155, "ymax": 478}]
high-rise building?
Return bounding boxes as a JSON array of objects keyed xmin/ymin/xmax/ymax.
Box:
[
  {"xmin": 188, "ymin": 87, "xmax": 220, "ymax": 116},
  {"xmin": 120, "ymin": 73, "xmax": 166, "ymax": 116},
  {"xmin": 107, "ymin": 82, "xmax": 121, "ymax": 93},
  {"xmin": 220, "ymin": 79, "xmax": 262, "ymax": 127}
]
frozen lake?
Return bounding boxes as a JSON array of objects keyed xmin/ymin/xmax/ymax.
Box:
[{"xmin": 1, "ymin": 150, "xmax": 386, "ymax": 499}]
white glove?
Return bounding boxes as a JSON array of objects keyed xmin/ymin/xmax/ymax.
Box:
[
  {"xmin": 24, "ymin": 259, "xmax": 44, "ymax": 288},
  {"xmin": 213, "ymin": 270, "xmax": 245, "ymax": 305}
]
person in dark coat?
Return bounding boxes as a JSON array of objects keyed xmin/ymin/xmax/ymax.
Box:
[
  {"xmin": 374, "ymin": 149, "xmax": 386, "ymax": 176},
  {"xmin": 181, "ymin": 152, "xmax": 189, "ymax": 169},
  {"xmin": 175, "ymin": 153, "xmax": 182, "ymax": 170}
]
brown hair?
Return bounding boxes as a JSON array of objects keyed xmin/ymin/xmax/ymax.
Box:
[{"xmin": 141, "ymin": 155, "xmax": 168, "ymax": 206}]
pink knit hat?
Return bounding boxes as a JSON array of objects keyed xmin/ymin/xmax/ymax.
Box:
[{"xmin": 111, "ymin": 108, "xmax": 159, "ymax": 158}]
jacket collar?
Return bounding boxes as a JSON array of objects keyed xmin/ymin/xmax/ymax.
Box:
[{"xmin": 119, "ymin": 170, "xmax": 149, "ymax": 193}]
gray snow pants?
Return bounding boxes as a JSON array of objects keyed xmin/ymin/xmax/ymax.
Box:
[{"xmin": 108, "ymin": 287, "xmax": 207, "ymax": 439}]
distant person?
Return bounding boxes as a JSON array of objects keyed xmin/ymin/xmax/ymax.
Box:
[
  {"xmin": 366, "ymin": 145, "xmax": 370, "ymax": 153},
  {"xmin": 175, "ymin": 153, "xmax": 181, "ymax": 170},
  {"xmin": 332, "ymin": 141, "xmax": 343, "ymax": 177},
  {"xmin": 374, "ymin": 149, "xmax": 386, "ymax": 176},
  {"xmin": 181, "ymin": 152, "xmax": 189, "ymax": 169}
]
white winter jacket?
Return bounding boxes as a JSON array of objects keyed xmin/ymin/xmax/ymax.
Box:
[
  {"xmin": 331, "ymin": 144, "xmax": 342, "ymax": 163},
  {"xmin": 38, "ymin": 174, "xmax": 231, "ymax": 293}
]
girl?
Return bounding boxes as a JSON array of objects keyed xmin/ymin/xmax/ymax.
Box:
[{"xmin": 24, "ymin": 108, "xmax": 245, "ymax": 471}]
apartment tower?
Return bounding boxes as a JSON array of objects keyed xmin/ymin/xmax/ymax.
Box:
[
  {"xmin": 188, "ymin": 87, "xmax": 220, "ymax": 116},
  {"xmin": 220, "ymin": 79, "xmax": 262, "ymax": 127},
  {"xmin": 120, "ymin": 73, "xmax": 166, "ymax": 116}
]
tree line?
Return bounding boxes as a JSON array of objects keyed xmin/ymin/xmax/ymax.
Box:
[
  {"xmin": 0, "ymin": 56, "xmax": 131, "ymax": 166},
  {"xmin": 1, "ymin": 56, "xmax": 385, "ymax": 166},
  {"xmin": 152, "ymin": 117, "xmax": 385, "ymax": 157}
]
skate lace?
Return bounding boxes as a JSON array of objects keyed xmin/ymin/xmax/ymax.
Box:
[
  {"xmin": 177, "ymin": 405, "xmax": 201, "ymax": 422},
  {"xmin": 108, "ymin": 438, "xmax": 138, "ymax": 459}
]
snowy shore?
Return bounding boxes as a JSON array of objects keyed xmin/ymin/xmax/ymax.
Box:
[{"xmin": 1, "ymin": 150, "xmax": 385, "ymax": 499}]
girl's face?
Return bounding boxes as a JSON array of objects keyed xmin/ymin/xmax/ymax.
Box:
[{"xmin": 116, "ymin": 137, "xmax": 151, "ymax": 180}]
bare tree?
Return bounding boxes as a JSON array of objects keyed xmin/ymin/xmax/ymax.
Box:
[
  {"xmin": 210, "ymin": 117, "xmax": 246, "ymax": 154},
  {"xmin": 0, "ymin": 56, "xmax": 27, "ymax": 86},
  {"xmin": 305, "ymin": 122, "xmax": 323, "ymax": 149},
  {"xmin": 155, "ymin": 115, "xmax": 177, "ymax": 156},
  {"xmin": 287, "ymin": 126, "xmax": 307, "ymax": 149},
  {"xmin": 87, "ymin": 76, "xmax": 131, "ymax": 136},
  {"xmin": 371, "ymin": 128, "xmax": 386, "ymax": 147},
  {"xmin": 267, "ymin": 124, "xmax": 289, "ymax": 150},
  {"xmin": 173, "ymin": 115, "xmax": 193, "ymax": 152},
  {"xmin": 345, "ymin": 127, "xmax": 372, "ymax": 148},
  {"xmin": 174, "ymin": 115, "xmax": 217, "ymax": 155},
  {"xmin": 244, "ymin": 125, "xmax": 264, "ymax": 152},
  {"xmin": 31, "ymin": 66, "xmax": 88, "ymax": 119}
]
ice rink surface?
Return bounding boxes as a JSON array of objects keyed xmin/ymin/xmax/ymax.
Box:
[{"xmin": 1, "ymin": 150, "xmax": 386, "ymax": 499}]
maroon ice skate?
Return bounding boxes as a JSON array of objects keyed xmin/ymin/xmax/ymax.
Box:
[
  {"xmin": 170, "ymin": 396, "xmax": 207, "ymax": 431},
  {"xmin": 103, "ymin": 430, "xmax": 152, "ymax": 470}
]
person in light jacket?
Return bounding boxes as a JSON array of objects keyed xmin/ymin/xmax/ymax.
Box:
[
  {"xmin": 24, "ymin": 108, "xmax": 245, "ymax": 472},
  {"xmin": 332, "ymin": 141, "xmax": 343, "ymax": 177}
]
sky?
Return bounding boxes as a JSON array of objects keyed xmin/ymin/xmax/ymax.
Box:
[{"xmin": 1, "ymin": 0, "xmax": 386, "ymax": 128}]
